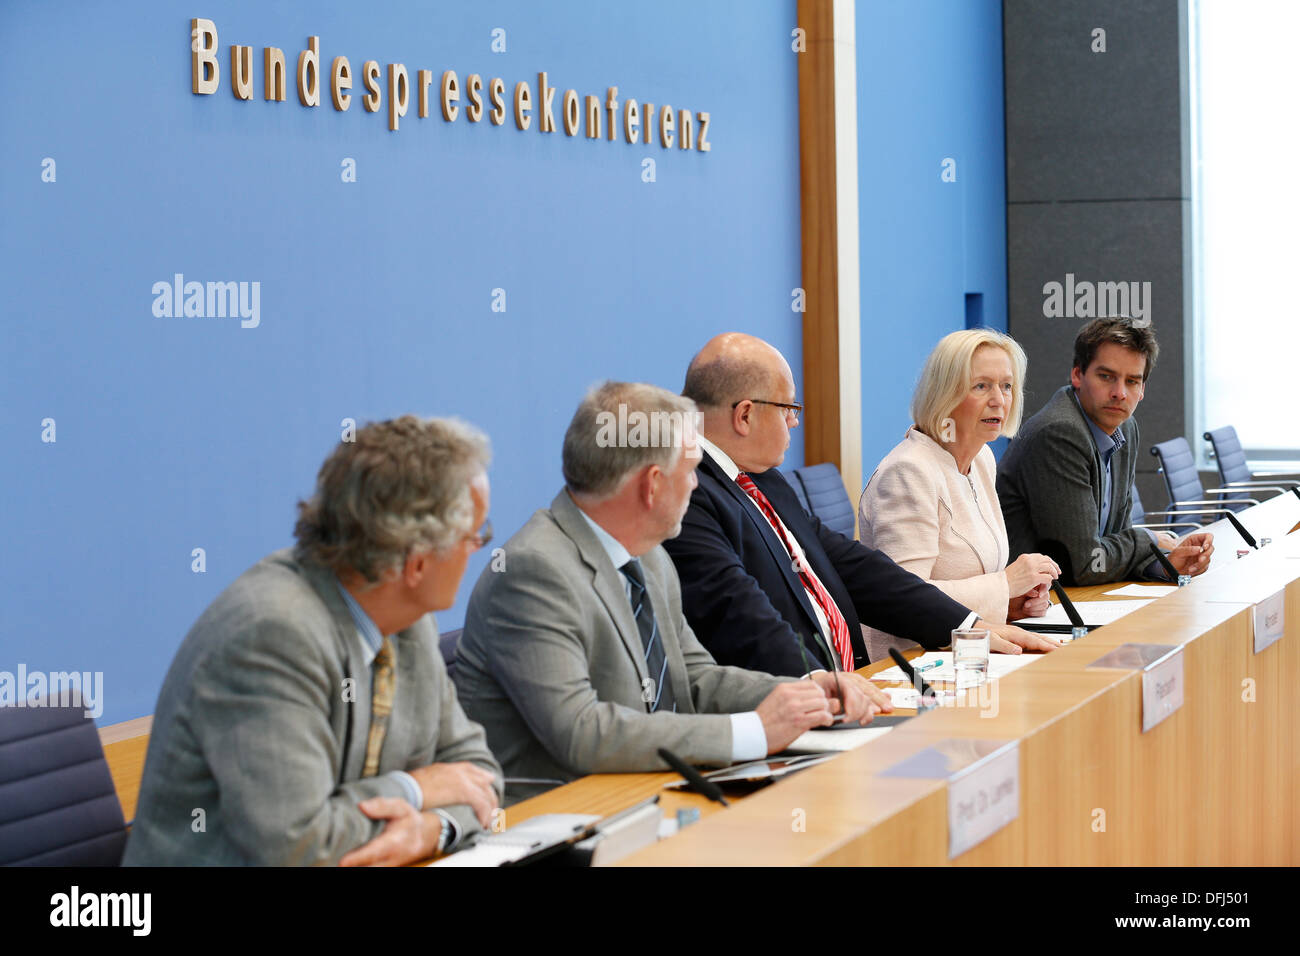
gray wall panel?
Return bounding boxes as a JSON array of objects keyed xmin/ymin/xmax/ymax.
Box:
[
  {"xmin": 1007, "ymin": 199, "xmax": 1188, "ymax": 507},
  {"xmin": 1005, "ymin": 0, "xmax": 1185, "ymax": 203},
  {"xmin": 1006, "ymin": 0, "xmax": 1193, "ymax": 516}
]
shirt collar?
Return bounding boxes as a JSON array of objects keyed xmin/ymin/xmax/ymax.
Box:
[
  {"xmin": 1071, "ymin": 388, "xmax": 1125, "ymax": 457},
  {"xmin": 574, "ymin": 502, "xmax": 633, "ymax": 573},
  {"xmin": 335, "ymin": 577, "xmax": 385, "ymax": 666},
  {"xmin": 697, "ymin": 434, "xmax": 742, "ymax": 481}
]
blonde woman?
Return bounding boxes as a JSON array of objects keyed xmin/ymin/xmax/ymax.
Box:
[{"xmin": 858, "ymin": 329, "xmax": 1060, "ymax": 662}]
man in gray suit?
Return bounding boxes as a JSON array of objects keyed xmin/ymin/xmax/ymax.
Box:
[
  {"xmin": 455, "ymin": 382, "xmax": 887, "ymax": 803},
  {"xmin": 997, "ymin": 317, "xmax": 1214, "ymax": 585},
  {"xmin": 125, "ymin": 417, "xmax": 502, "ymax": 866}
]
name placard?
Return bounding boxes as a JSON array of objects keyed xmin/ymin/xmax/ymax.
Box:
[
  {"xmin": 1141, "ymin": 648, "xmax": 1184, "ymax": 733},
  {"xmin": 947, "ymin": 741, "xmax": 1019, "ymax": 859},
  {"xmin": 1253, "ymin": 589, "xmax": 1285, "ymax": 654}
]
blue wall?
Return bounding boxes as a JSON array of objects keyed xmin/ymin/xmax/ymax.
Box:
[
  {"xmin": 855, "ymin": 0, "xmax": 1008, "ymax": 477},
  {"xmin": 0, "ymin": 1, "xmax": 804, "ymax": 725}
]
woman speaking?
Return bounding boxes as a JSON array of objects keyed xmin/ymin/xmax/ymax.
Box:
[{"xmin": 858, "ymin": 329, "xmax": 1060, "ymax": 661}]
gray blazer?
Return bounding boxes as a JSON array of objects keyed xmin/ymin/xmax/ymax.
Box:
[
  {"xmin": 123, "ymin": 549, "xmax": 502, "ymax": 866},
  {"xmin": 455, "ymin": 490, "xmax": 785, "ymax": 803},
  {"xmin": 996, "ymin": 385, "xmax": 1152, "ymax": 584}
]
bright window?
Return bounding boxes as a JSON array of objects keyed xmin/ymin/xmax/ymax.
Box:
[{"xmin": 1191, "ymin": 0, "xmax": 1300, "ymax": 465}]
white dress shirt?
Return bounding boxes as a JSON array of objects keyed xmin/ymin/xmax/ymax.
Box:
[{"xmin": 575, "ymin": 506, "xmax": 767, "ymax": 763}]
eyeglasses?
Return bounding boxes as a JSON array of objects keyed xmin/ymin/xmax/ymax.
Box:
[
  {"xmin": 467, "ymin": 519, "xmax": 493, "ymax": 550},
  {"xmin": 732, "ymin": 398, "xmax": 804, "ymax": 421}
]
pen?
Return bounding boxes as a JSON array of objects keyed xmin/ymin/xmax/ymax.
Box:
[{"xmin": 914, "ymin": 659, "xmax": 945, "ymax": 673}]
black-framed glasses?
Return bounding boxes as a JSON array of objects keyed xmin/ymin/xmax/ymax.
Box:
[
  {"xmin": 468, "ymin": 519, "xmax": 493, "ymax": 549},
  {"xmin": 732, "ymin": 398, "xmax": 804, "ymax": 419}
]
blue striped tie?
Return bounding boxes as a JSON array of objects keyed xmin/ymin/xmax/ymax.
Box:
[{"xmin": 619, "ymin": 559, "xmax": 677, "ymax": 713}]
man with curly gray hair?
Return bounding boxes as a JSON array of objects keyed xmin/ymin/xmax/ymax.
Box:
[{"xmin": 125, "ymin": 416, "xmax": 503, "ymax": 867}]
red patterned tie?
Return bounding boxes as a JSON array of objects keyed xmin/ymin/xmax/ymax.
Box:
[{"xmin": 735, "ymin": 473, "xmax": 855, "ymax": 671}]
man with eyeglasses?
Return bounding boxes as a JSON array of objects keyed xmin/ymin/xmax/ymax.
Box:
[
  {"xmin": 125, "ymin": 416, "xmax": 502, "ymax": 866},
  {"xmin": 664, "ymin": 333, "xmax": 1056, "ymax": 677}
]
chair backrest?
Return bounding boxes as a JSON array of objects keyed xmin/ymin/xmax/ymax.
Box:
[
  {"xmin": 1131, "ymin": 482, "xmax": 1148, "ymax": 523},
  {"xmin": 786, "ymin": 463, "xmax": 856, "ymax": 538},
  {"xmin": 439, "ymin": 628, "xmax": 462, "ymax": 683},
  {"xmin": 1204, "ymin": 425, "xmax": 1253, "ymax": 485},
  {"xmin": 0, "ymin": 695, "xmax": 127, "ymax": 866},
  {"xmin": 1150, "ymin": 437, "xmax": 1206, "ymax": 511}
]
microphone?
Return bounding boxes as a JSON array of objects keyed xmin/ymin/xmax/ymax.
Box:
[
  {"xmin": 888, "ymin": 648, "xmax": 935, "ymax": 705},
  {"xmin": 1050, "ymin": 581, "xmax": 1089, "ymax": 641},
  {"xmin": 1144, "ymin": 507, "xmax": 1257, "ymax": 549},
  {"xmin": 657, "ymin": 748, "xmax": 730, "ymax": 807},
  {"xmin": 793, "ymin": 623, "xmax": 850, "ymax": 725},
  {"xmin": 1148, "ymin": 540, "xmax": 1183, "ymax": 583}
]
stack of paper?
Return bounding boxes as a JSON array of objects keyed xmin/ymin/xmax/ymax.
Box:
[{"xmin": 1021, "ymin": 599, "xmax": 1154, "ymax": 627}]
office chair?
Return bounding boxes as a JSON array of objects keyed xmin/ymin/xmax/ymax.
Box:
[
  {"xmin": 785, "ymin": 463, "xmax": 856, "ymax": 538},
  {"xmin": 1149, "ymin": 436, "xmax": 1261, "ymax": 516},
  {"xmin": 1203, "ymin": 425, "xmax": 1300, "ymax": 501},
  {"xmin": 439, "ymin": 628, "xmax": 462, "ymax": 684},
  {"xmin": 1130, "ymin": 484, "xmax": 1201, "ymax": 535},
  {"xmin": 0, "ymin": 694, "xmax": 128, "ymax": 865}
]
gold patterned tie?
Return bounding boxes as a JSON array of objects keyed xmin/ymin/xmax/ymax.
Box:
[{"xmin": 361, "ymin": 636, "xmax": 396, "ymax": 778}]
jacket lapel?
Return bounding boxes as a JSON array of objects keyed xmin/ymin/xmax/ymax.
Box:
[
  {"xmin": 299, "ymin": 556, "xmax": 371, "ymax": 782},
  {"xmin": 549, "ymin": 491, "xmax": 649, "ymax": 686},
  {"xmin": 701, "ymin": 452, "xmax": 826, "ymax": 638}
]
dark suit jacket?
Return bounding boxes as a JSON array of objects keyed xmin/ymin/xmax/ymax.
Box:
[
  {"xmin": 997, "ymin": 385, "xmax": 1153, "ymax": 585},
  {"xmin": 662, "ymin": 450, "xmax": 973, "ymax": 674}
]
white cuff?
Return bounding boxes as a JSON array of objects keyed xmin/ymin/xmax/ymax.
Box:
[
  {"xmin": 730, "ymin": 711, "xmax": 768, "ymax": 762},
  {"xmin": 389, "ymin": 770, "xmax": 423, "ymax": 810}
]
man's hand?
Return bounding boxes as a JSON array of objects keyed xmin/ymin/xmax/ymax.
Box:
[
  {"xmin": 808, "ymin": 670, "xmax": 892, "ymax": 724},
  {"xmin": 339, "ymin": 797, "xmax": 441, "ymax": 867},
  {"xmin": 756, "ymin": 681, "xmax": 835, "ymax": 754},
  {"xmin": 1168, "ymin": 531, "xmax": 1214, "ymax": 576},
  {"xmin": 407, "ymin": 762, "xmax": 498, "ymax": 827},
  {"xmin": 979, "ymin": 619, "xmax": 1062, "ymax": 654},
  {"xmin": 1008, "ymin": 582, "xmax": 1050, "ymax": 620}
]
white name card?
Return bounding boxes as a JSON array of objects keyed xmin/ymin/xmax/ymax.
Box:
[
  {"xmin": 1253, "ymin": 590, "xmax": 1285, "ymax": 654},
  {"xmin": 1141, "ymin": 648, "xmax": 1184, "ymax": 733},
  {"xmin": 948, "ymin": 742, "xmax": 1019, "ymax": 858}
]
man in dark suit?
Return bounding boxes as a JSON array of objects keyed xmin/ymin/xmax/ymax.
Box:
[
  {"xmin": 997, "ymin": 317, "xmax": 1214, "ymax": 584},
  {"xmin": 664, "ymin": 333, "xmax": 1058, "ymax": 673}
]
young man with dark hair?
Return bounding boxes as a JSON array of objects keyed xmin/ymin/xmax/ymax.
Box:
[{"xmin": 997, "ymin": 318, "xmax": 1214, "ymax": 585}]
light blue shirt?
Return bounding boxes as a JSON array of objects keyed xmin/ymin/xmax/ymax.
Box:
[
  {"xmin": 574, "ymin": 504, "xmax": 768, "ymax": 764},
  {"xmin": 1073, "ymin": 390, "xmax": 1125, "ymax": 535},
  {"xmin": 335, "ymin": 580, "xmax": 459, "ymax": 849}
]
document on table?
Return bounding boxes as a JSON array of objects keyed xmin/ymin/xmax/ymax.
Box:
[
  {"xmin": 431, "ymin": 813, "xmax": 598, "ymax": 867},
  {"xmin": 1021, "ymin": 599, "xmax": 1154, "ymax": 627},
  {"xmin": 869, "ymin": 651, "xmax": 1040, "ymax": 684},
  {"xmin": 784, "ymin": 725, "xmax": 894, "ymax": 753},
  {"xmin": 883, "ymin": 685, "xmax": 956, "ymax": 708},
  {"xmin": 1105, "ymin": 584, "xmax": 1179, "ymax": 597}
]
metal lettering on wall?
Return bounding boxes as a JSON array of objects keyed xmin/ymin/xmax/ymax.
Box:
[{"xmin": 189, "ymin": 18, "xmax": 713, "ymax": 150}]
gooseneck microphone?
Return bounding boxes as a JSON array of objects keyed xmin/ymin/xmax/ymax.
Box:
[{"xmin": 658, "ymin": 748, "xmax": 730, "ymax": 807}]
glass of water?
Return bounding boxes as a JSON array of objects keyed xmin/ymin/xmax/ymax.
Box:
[{"xmin": 952, "ymin": 627, "xmax": 990, "ymax": 690}]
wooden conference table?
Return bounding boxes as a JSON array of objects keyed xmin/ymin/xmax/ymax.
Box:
[
  {"xmin": 498, "ymin": 490, "xmax": 1300, "ymax": 866},
  {"xmin": 100, "ymin": 491, "xmax": 1300, "ymax": 865}
]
